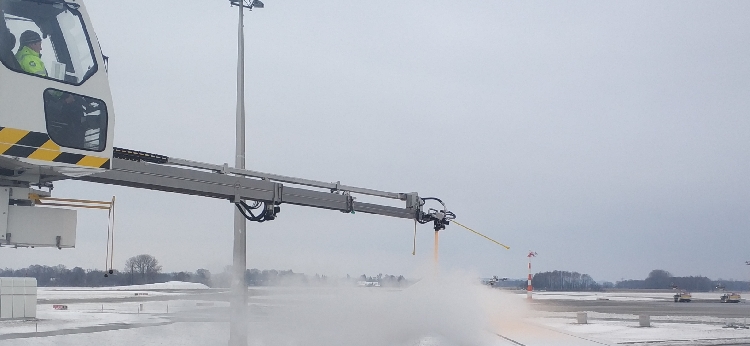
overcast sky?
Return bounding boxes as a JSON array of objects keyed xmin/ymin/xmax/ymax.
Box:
[{"xmin": 2, "ymin": 1, "xmax": 748, "ymax": 283}]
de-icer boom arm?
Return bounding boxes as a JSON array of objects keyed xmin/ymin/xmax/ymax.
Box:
[{"xmin": 78, "ymin": 148, "xmax": 454, "ymax": 230}]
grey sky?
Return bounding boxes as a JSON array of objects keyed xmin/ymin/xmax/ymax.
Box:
[{"xmin": 2, "ymin": 1, "xmax": 748, "ymax": 283}]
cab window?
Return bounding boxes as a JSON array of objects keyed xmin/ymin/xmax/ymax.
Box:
[
  {"xmin": 44, "ymin": 89, "xmax": 107, "ymax": 152},
  {"xmin": 0, "ymin": 0, "xmax": 97, "ymax": 85}
]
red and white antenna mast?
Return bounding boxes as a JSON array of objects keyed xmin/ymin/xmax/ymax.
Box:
[{"xmin": 527, "ymin": 251, "xmax": 537, "ymax": 300}]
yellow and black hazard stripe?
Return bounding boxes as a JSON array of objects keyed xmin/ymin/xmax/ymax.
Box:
[{"xmin": 0, "ymin": 127, "xmax": 110, "ymax": 169}]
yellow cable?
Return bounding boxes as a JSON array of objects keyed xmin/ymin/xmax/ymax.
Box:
[
  {"xmin": 451, "ymin": 219, "xmax": 510, "ymax": 250},
  {"xmin": 29, "ymin": 194, "xmax": 112, "ymax": 207},
  {"xmin": 109, "ymin": 196, "xmax": 116, "ymax": 271},
  {"xmin": 29, "ymin": 193, "xmax": 117, "ymax": 273},
  {"xmin": 35, "ymin": 202, "xmax": 110, "ymax": 210},
  {"xmin": 105, "ymin": 199, "xmax": 112, "ymax": 272},
  {"xmin": 31, "ymin": 195, "xmax": 112, "ymax": 205}
]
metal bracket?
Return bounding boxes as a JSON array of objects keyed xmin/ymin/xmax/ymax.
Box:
[
  {"xmin": 232, "ymin": 183, "xmax": 241, "ymax": 203},
  {"xmin": 271, "ymin": 183, "xmax": 283, "ymax": 205},
  {"xmin": 404, "ymin": 193, "xmax": 422, "ymax": 219},
  {"xmin": 404, "ymin": 193, "xmax": 420, "ymax": 210},
  {"xmin": 330, "ymin": 181, "xmax": 341, "ymax": 194},
  {"xmin": 341, "ymin": 192, "xmax": 354, "ymax": 214}
]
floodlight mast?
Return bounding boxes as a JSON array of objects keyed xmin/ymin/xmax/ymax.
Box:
[
  {"xmin": 230, "ymin": 0, "xmax": 250, "ymax": 345},
  {"xmin": 228, "ymin": 1, "xmax": 265, "ymax": 344}
]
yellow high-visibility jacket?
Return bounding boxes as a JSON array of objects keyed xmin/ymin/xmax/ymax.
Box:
[{"xmin": 15, "ymin": 45, "xmax": 46, "ymax": 76}]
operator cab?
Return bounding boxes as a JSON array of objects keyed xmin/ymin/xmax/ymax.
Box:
[{"xmin": 0, "ymin": 0, "xmax": 113, "ymax": 183}]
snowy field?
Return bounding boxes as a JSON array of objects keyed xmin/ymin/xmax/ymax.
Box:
[{"xmin": 2, "ymin": 281, "xmax": 750, "ymax": 345}]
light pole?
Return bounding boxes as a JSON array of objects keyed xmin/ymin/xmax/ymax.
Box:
[{"xmin": 228, "ymin": 1, "xmax": 263, "ymax": 345}]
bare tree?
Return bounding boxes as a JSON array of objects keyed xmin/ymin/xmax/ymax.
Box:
[
  {"xmin": 645, "ymin": 269, "xmax": 672, "ymax": 289},
  {"xmin": 124, "ymin": 254, "xmax": 162, "ymax": 284},
  {"xmin": 195, "ymin": 269, "xmax": 211, "ymax": 286}
]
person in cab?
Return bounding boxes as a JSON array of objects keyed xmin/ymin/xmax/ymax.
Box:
[{"xmin": 15, "ymin": 30, "xmax": 46, "ymax": 76}]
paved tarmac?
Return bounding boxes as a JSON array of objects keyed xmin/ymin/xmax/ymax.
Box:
[
  {"xmin": 521, "ymin": 297, "xmax": 750, "ymax": 346},
  {"xmin": 531, "ymin": 299, "xmax": 750, "ymax": 319}
]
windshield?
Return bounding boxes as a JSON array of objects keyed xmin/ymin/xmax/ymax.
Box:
[{"xmin": 0, "ymin": 0, "xmax": 97, "ymax": 85}]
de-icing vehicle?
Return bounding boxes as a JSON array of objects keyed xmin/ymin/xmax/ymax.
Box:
[
  {"xmin": 0, "ymin": 0, "xmax": 453, "ymax": 250},
  {"xmin": 673, "ymin": 291, "xmax": 692, "ymax": 303},
  {"xmin": 720, "ymin": 292, "xmax": 741, "ymax": 303}
]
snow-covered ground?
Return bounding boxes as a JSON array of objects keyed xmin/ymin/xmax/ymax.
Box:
[
  {"xmin": 2, "ymin": 284, "xmax": 750, "ymax": 345},
  {"xmin": 36, "ymin": 281, "xmax": 213, "ymax": 301},
  {"xmin": 2, "ymin": 281, "xmax": 227, "ymax": 344}
]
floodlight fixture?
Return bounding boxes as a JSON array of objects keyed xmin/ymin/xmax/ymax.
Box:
[{"xmin": 230, "ymin": 0, "xmax": 264, "ymax": 10}]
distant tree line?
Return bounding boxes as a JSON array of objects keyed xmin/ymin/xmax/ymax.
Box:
[
  {"xmin": 614, "ymin": 269, "xmax": 749, "ymax": 292},
  {"xmin": 0, "ymin": 254, "xmax": 211, "ymax": 287},
  {"xmin": 210, "ymin": 270, "xmax": 409, "ymax": 288},
  {"xmin": 0, "ymin": 264, "xmax": 212, "ymax": 287},
  {"xmin": 357, "ymin": 273, "xmax": 407, "ymax": 287},
  {"xmin": 531, "ymin": 270, "xmax": 602, "ymax": 291},
  {"xmin": 0, "ymin": 254, "xmax": 409, "ymax": 289}
]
